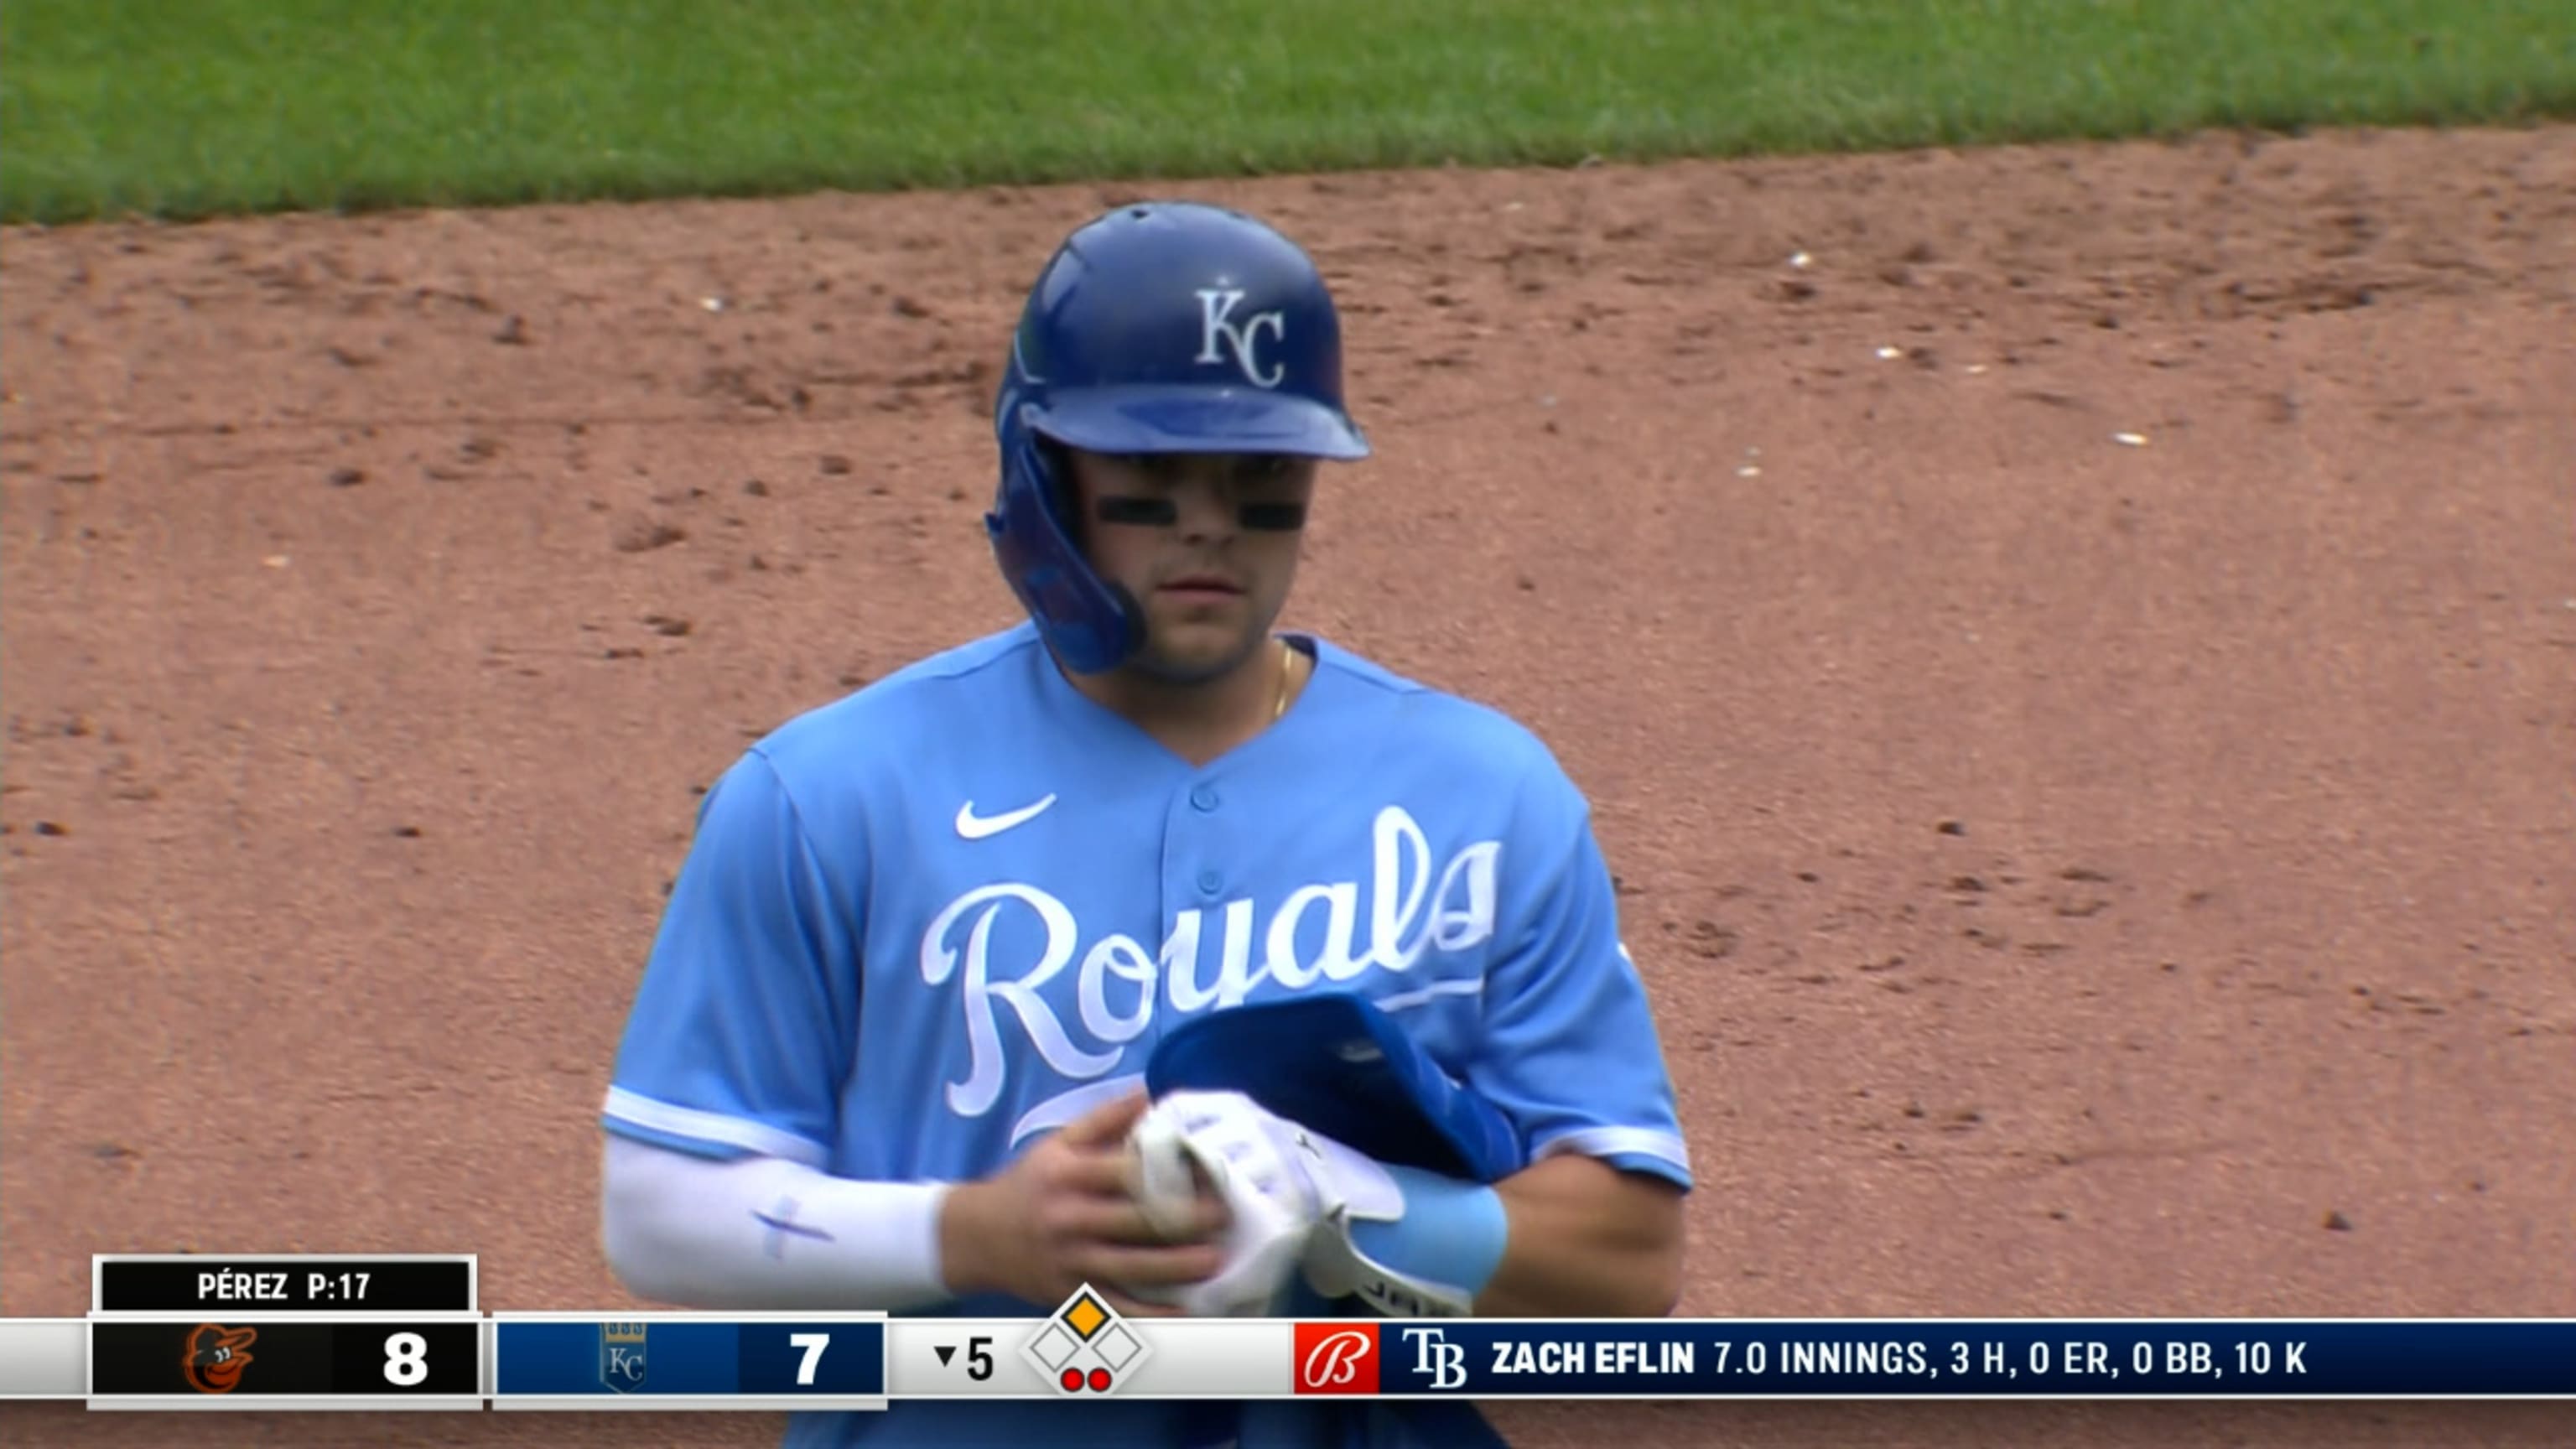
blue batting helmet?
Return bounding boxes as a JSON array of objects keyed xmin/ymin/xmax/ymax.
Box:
[{"xmin": 985, "ymin": 201, "xmax": 1370, "ymax": 674}]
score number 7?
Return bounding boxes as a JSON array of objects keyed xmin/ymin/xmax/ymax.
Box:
[{"xmin": 789, "ymin": 1332, "xmax": 831, "ymax": 1386}]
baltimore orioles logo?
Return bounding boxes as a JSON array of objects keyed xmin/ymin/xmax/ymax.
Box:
[{"xmin": 184, "ymin": 1323, "xmax": 257, "ymax": 1394}]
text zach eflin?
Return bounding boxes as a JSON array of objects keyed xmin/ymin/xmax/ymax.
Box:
[
  {"xmin": 1488, "ymin": 1337, "xmax": 1697, "ymax": 1375},
  {"xmin": 1400, "ymin": 1327, "xmax": 1696, "ymax": 1386}
]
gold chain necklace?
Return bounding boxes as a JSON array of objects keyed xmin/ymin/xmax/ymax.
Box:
[{"xmin": 1273, "ymin": 638, "xmax": 1297, "ymax": 720}]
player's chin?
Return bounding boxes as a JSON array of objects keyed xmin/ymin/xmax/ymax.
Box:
[
  {"xmin": 1136, "ymin": 620, "xmax": 1262, "ymax": 681},
  {"xmin": 1135, "ymin": 647, "xmax": 1244, "ymax": 686}
]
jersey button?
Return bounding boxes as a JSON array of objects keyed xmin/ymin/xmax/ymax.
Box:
[
  {"xmin": 1196, "ymin": 868, "xmax": 1223, "ymax": 896},
  {"xmin": 1189, "ymin": 784, "xmax": 1219, "ymax": 813}
]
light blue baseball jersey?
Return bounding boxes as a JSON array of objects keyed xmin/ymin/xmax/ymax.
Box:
[{"xmin": 602, "ymin": 620, "xmax": 1692, "ymax": 1448}]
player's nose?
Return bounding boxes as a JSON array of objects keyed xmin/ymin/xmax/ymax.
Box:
[{"xmin": 1165, "ymin": 475, "xmax": 1238, "ymax": 538}]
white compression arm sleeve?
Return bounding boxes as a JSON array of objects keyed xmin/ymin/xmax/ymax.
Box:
[{"xmin": 600, "ymin": 1135, "xmax": 957, "ymax": 1312}]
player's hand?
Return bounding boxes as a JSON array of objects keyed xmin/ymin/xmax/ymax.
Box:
[
  {"xmin": 1123, "ymin": 1089, "xmax": 1329, "ymax": 1317},
  {"xmin": 940, "ymin": 1089, "xmax": 1233, "ymax": 1317}
]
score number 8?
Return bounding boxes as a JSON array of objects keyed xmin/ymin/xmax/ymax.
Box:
[{"xmin": 383, "ymin": 1331, "xmax": 431, "ymax": 1386}]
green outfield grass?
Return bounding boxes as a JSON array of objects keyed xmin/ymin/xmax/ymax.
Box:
[{"xmin": 4, "ymin": 0, "xmax": 2571, "ymax": 223}]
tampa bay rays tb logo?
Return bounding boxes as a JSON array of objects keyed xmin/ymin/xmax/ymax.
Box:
[
  {"xmin": 600, "ymin": 1322, "xmax": 648, "ymax": 1393},
  {"xmin": 1195, "ymin": 288, "xmax": 1285, "ymax": 387}
]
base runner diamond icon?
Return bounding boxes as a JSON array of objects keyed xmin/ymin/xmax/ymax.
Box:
[{"xmin": 1021, "ymin": 1284, "xmax": 1150, "ymax": 1394}]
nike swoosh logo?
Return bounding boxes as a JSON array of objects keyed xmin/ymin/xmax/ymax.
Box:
[{"xmin": 955, "ymin": 793, "xmax": 1057, "ymax": 839}]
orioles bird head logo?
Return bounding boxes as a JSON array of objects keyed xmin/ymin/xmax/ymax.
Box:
[{"xmin": 184, "ymin": 1323, "xmax": 257, "ymax": 1394}]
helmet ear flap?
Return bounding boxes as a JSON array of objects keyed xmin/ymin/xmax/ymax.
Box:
[
  {"xmin": 1035, "ymin": 437, "xmax": 1084, "ymax": 546},
  {"xmin": 986, "ymin": 406, "xmax": 1144, "ymax": 674},
  {"xmin": 1028, "ymin": 433, "xmax": 1147, "ymax": 632}
]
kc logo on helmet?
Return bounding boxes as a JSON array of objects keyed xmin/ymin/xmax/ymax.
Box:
[
  {"xmin": 1294, "ymin": 1322, "xmax": 1379, "ymax": 1394},
  {"xmin": 1195, "ymin": 288, "xmax": 1286, "ymax": 388}
]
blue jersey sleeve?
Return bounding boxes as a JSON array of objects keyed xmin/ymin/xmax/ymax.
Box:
[
  {"xmin": 1467, "ymin": 753, "xmax": 1693, "ymax": 1191},
  {"xmin": 601, "ymin": 748, "xmax": 861, "ymax": 1167}
]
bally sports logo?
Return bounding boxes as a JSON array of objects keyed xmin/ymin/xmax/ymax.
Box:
[{"xmin": 1295, "ymin": 1322, "xmax": 1379, "ymax": 1394}]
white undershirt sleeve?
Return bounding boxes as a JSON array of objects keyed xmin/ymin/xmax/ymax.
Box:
[{"xmin": 600, "ymin": 1134, "xmax": 958, "ymax": 1312}]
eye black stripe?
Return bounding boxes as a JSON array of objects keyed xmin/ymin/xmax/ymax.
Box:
[
  {"xmin": 1094, "ymin": 496, "xmax": 1180, "ymax": 526},
  {"xmin": 1238, "ymin": 502, "xmax": 1307, "ymax": 531}
]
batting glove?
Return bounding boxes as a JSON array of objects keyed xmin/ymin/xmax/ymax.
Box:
[
  {"xmin": 1122, "ymin": 1089, "xmax": 1325, "ymax": 1317},
  {"xmin": 1128, "ymin": 1089, "xmax": 1507, "ymax": 1321},
  {"xmin": 1288, "ymin": 1124, "xmax": 1505, "ymax": 1318}
]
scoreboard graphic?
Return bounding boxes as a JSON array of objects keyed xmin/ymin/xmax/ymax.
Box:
[
  {"xmin": 491, "ymin": 1312, "xmax": 886, "ymax": 1410},
  {"xmin": 82, "ymin": 1254, "xmax": 485, "ymax": 1411},
  {"xmin": 1017, "ymin": 1286, "xmax": 1150, "ymax": 1395},
  {"xmin": 8, "ymin": 1254, "xmax": 2570, "ymax": 1410},
  {"xmin": 88, "ymin": 1316, "xmax": 484, "ymax": 1409}
]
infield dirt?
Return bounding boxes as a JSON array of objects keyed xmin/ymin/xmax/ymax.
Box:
[{"xmin": 4, "ymin": 124, "xmax": 2571, "ymax": 1447}]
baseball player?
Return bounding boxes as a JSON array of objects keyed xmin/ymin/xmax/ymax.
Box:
[{"xmin": 598, "ymin": 200, "xmax": 1693, "ymax": 1448}]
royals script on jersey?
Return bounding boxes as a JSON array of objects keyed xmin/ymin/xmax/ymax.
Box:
[{"xmin": 602, "ymin": 621, "xmax": 1692, "ymax": 1446}]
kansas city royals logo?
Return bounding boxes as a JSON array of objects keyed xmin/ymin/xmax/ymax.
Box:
[
  {"xmin": 1195, "ymin": 288, "xmax": 1286, "ymax": 387},
  {"xmin": 600, "ymin": 1322, "xmax": 648, "ymax": 1393},
  {"xmin": 921, "ymin": 804, "xmax": 1499, "ymax": 1138}
]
